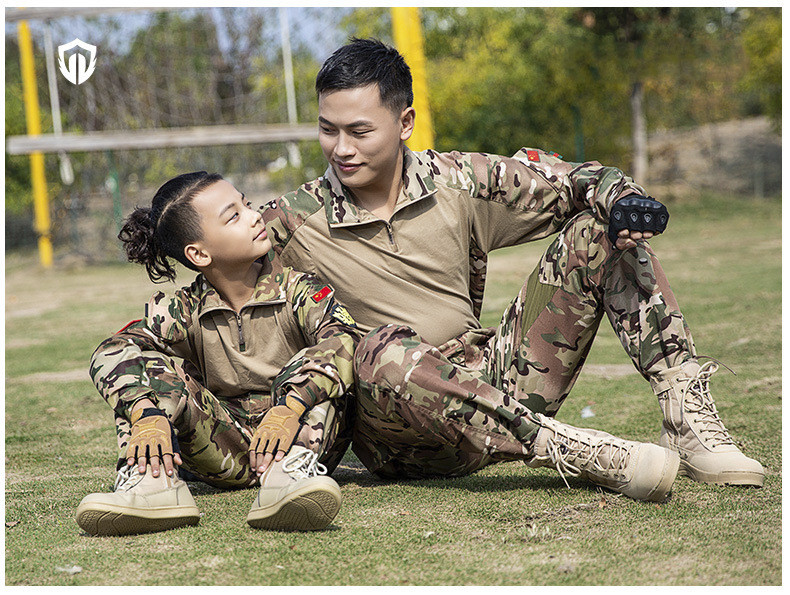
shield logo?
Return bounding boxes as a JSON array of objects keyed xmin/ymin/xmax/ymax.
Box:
[{"xmin": 57, "ymin": 38, "xmax": 97, "ymax": 85}]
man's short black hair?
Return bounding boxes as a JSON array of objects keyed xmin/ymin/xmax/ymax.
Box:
[{"xmin": 315, "ymin": 37, "xmax": 413, "ymax": 113}]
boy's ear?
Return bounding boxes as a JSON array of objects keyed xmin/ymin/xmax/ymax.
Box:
[
  {"xmin": 184, "ymin": 243, "xmax": 211, "ymax": 269},
  {"xmin": 399, "ymin": 107, "xmax": 415, "ymax": 142}
]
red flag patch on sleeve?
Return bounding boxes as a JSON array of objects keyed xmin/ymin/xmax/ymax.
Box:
[
  {"xmin": 311, "ymin": 286, "xmax": 331, "ymax": 303},
  {"xmin": 115, "ymin": 319, "xmax": 142, "ymax": 334},
  {"xmin": 526, "ymin": 150, "xmax": 540, "ymax": 162}
]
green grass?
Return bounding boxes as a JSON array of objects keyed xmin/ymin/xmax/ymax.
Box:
[{"xmin": 5, "ymin": 192, "xmax": 781, "ymax": 585}]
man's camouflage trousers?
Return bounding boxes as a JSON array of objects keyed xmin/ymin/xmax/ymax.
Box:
[
  {"xmin": 352, "ymin": 210, "xmax": 696, "ymax": 479},
  {"xmin": 90, "ymin": 347, "xmax": 351, "ymax": 489}
]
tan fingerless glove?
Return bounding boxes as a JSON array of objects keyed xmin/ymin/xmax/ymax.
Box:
[
  {"xmin": 250, "ymin": 405, "xmax": 302, "ymax": 457},
  {"xmin": 125, "ymin": 407, "xmax": 179, "ymax": 462}
]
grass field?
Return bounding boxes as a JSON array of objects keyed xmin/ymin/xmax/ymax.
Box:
[{"xmin": 5, "ymin": 193, "xmax": 781, "ymax": 585}]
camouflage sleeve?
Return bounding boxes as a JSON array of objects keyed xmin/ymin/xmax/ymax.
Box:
[
  {"xmin": 89, "ymin": 288, "xmax": 197, "ymax": 417},
  {"xmin": 270, "ymin": 271, "xmax": 361, "ymax": 415},
  {"xmin": 441, "ymin": 148, "xmax": 646, "ymax": 252},
  {"xmin": 259, "ymin": 179, "xmax": 326, "ymax": 269}
]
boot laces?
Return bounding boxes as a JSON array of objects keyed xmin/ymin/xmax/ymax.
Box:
[
  {"xmin": 542, "ymin": 429, "xmax": 632, "ymax": 489},
  {"xmin": 282, "ymin": 449, "xmax": 328, "ymax": 480},
  {"xmin": 680, "ymin": 361, "xmax": 736, "ymax": 447},
  {"xmin": 113, "ymin": 464, "xmax": 138, "ymax": 491}
]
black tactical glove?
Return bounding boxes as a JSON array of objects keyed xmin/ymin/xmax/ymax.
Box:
[{"xmin": 608, "ymin": 195, "xmax": 669, "ymax": 246}]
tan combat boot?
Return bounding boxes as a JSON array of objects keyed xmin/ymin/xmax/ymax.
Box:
[
  {"xmin": 650, "ymin": 359, "xmax": 764, "ymax": 486},
  {"xmin": 75, "ymin": 465, "xmax": 200, "ymax": 536},
  {"xmin": 247, "ymin": 445, "xmax": 342, "ymax": 531},
  {"xmin": 528, "ymin": 413, "xmax": 680, "ymax": 502}
]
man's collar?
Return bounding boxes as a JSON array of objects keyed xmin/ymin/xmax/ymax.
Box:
[
  {"xmin": 194, "ymin": 255, "xmax": 287, "ymax": 315},
  {"xmin": 322, "ymin": 147, "xmax": 437, "ymax": 227}
]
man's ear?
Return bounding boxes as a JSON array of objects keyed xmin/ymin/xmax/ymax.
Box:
[
  {"xmin": 399, "ymin": 107, "xmax": 415, "ymax": 142},
  {"xmin": 184, "ymin": 243, "xmax": 211, "ymax": 269}
]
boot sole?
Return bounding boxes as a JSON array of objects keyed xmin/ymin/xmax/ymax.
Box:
[
  {"xmin": 605, "ymin": 445, "xmax": 680, "ymax": 502},
  {"xmin": 679, "ymin": 461, "xmax": 765, "ymax": 487},
  {"xmin": 75, "ymin": 503, "xmax": 200, "ymax": 536},
  {"xmin": 641, "ymin": 448, "xmax": 681, "ymax": 502},
  {"xmin": 247, "ymin": 485, "xmax": 341, "ymax": 532}
]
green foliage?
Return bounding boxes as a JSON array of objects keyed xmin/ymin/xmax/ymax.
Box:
[
  {"xmin": 266, "ymin": 141, "xmax": 328, "ymax": 194},
  {"xmin": 340, "ymin": 7, "xmax": 392, "ymax": 42},
  {"xmin": 4, "ymin": 33, "xmax": 53, "ymax": 215},
  {"xmin": 413, "ymin": 7, "xmax": 768, "ymax": 167},
  {"xmin": 739, "ymin": 8, "xmax": 782, "ymax": 130}
]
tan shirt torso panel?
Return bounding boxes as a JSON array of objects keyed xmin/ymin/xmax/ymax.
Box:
[
  {"xmin": 282, "ymin": 189, "xmax": 479, "ymax": 347},
  {"xmin": 194, "ymin": 304, "xmax": 305, "ymax": 398}
]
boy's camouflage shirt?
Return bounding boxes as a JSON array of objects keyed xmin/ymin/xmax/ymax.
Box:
[
  {"xmin": 261, "ymin": 147, "xmax": 645, "ymax": 347},
  {"xmin": 91, "ymin": 257, "xmax": 359, "ymax": 416}
]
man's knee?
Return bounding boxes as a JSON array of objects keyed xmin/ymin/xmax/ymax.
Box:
[
  {"xmin": 354, "ymin": 324, "xmax": 421, "ymax": 387},
  {"xmin": 562, "ymin": 210, "xmax": 608, "ymax": 248}
]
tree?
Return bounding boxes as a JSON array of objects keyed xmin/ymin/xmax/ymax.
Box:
[
  {"xmin": 409, "ymin": 7, "xmax": 759, "ymax": 174},
  {"xmin": 740, "ymin": 8, "xmax": 781, "ymax": 131},
  {"xmin": 420, "ymin": 8, "xmax": 631, "ymax": 165}
]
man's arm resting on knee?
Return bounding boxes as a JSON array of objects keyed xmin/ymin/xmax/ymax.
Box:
[{"xmin": 608, "ymin": 194, "xmax": 670, "ymax": 250}]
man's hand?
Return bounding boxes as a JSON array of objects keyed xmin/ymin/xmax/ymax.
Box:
[
  {"xmin": 614, "ymin": 229, "xmax": 654, "ymax": 250},
  {"xmin": 249, "ymin": 405, "xmax": 302, "ymax": 476},
  {"xmin": 608, "ymin": 195, "xmax": 669, "ymax": 250},
  {"xmin": 125, "ymin": 404, "xmax": 181, "ymax": 478}
]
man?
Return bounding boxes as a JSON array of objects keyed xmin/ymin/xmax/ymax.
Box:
[{"xmin": 261, "ymin": 37, "xmax": 763, "ymax": 489}]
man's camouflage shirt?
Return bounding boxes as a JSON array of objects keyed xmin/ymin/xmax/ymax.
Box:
[{"xmin": 261, "ymin": 147, "xmax": 645, "ymax": 347}]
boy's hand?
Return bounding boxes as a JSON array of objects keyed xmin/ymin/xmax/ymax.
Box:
[
  {"xmin": 249, "ymin": 405, "xmax": 302, "ymax": 476},
  {"xmin": 125, "ymin": 407, "xmax": 182, "ymax": 478}
]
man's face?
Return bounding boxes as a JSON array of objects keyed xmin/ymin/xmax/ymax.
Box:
[{"xmin": 318, "ymin": 84, "xmax": 413, "ymax": 196}]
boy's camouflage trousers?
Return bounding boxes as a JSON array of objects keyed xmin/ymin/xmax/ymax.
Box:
[
  {"xmin": 97, "ymin": 354, "xmax": 351, "ymax": 490},
  {"xmin": 351, "ymin": 211, "xmax": 696, "ymax": 478}
]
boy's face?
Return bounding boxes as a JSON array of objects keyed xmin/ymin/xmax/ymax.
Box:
[
  {"xmin": 318, "ymin": 84, "xmax": 413, "ymax": 196},
  {"xmin": 187, "ymin": 180, "xmax": 272, "ymax": 269}
]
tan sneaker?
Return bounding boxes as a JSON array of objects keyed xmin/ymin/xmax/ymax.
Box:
[
  {"xmin": 650, "ymin": 359, "xmax": 765, "ymax": 486},
  {"xmin": 75, "ymin": 465, "xmax": 200, "ymax": 536},
  {"xmin": 528, "ymin": 413, "xmax": 679, "ymax": 502},
  {"xmin": 247, "ymin": 446, "xmax": 341, "ymax": 531}
]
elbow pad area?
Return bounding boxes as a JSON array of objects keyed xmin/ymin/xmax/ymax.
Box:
[{"xmin": 608, "ymin": 195, "xmax": 669, "ymax": 246}]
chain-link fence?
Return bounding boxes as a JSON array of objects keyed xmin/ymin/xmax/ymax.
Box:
[{"xmin": 6, "ymin": 7, "xmax": 355, "ymax": 260}]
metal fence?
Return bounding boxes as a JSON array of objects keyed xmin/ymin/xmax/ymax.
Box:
[{"xmin": 6, "ymin": 7, "xmax": 355, "ymax": 259}]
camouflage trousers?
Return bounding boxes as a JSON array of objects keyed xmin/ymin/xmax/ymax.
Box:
[
  {"xmin": 352, "ymin": 210, "xmax": 695, "ymax": 478},
  {"xmin": 100, "ymin": 353, "xmax": 351, "ymax": 490}
]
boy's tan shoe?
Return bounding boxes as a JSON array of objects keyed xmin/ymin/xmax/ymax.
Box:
[
  {"xmin": 651, "ymin": 359, "xmax": 764, "ymax": 486},
  {"xmin": 247, "ymin": 446, "xmax": 341, "ymax": 531},
  {"xmin": 76, "ymin": 465, "xmax": 200, "ymax": 536},
  {"xmin": 528, "ymin": 413, "xmax": 679, "ymax": 502}
]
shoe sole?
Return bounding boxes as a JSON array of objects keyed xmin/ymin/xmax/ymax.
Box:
[
  {"xmin": 75, "ymin": 503, "xmax": 200, "ymax": 536},
  {"xmin": 679, "ymin": 461, "xmax": 765, "ymax": 487},
  {"xmin": 247, "ymin": 485, "xmax": 341, "ymax": 532}
]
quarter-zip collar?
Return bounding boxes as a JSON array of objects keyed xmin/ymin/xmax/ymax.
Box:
[
  {"xmin": 322, "ymin": 147, "xmax": 438, "ymax": 228},
  {"xmin": 193, "ymin": 255, "xmax": 287, "ymax": 319}
]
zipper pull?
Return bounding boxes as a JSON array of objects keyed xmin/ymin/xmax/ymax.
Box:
[
  {"xmin": 236, "ymin": 314, "xmax": 246, "ymax": 352},
  {"xmin": 385, "ymin": 223, "xmax": 397, "ymax": 249}
]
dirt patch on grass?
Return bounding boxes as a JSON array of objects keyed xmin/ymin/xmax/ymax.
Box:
[
  {"xmin": 582, "ymin": 364, "xmax": 638, "ymax": 378},
  {"xmin": 13, "ymin": 369, "xmax": 89, "ymax": 383},
  {"xmin": 5, "ymin": 302, "xmax": 61, "ymax": 320}
]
